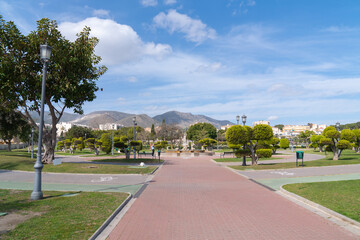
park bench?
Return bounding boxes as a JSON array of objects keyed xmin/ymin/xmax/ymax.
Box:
[{"xmin": 220, "ymin": 151, "xmax": 235, "ymax": 158}]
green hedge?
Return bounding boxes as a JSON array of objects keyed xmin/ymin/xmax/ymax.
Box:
[
  {"xmin": 235, "ymin": 149, "xmax": 251, "ymax": 158},
  {"xmin": 256, "ymin": 149, "xmax": 272, "ymax": 158}
]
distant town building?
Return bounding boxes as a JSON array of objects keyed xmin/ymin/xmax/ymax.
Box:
[
  {"xmin": 221, "ymin": 124, "xmax": 235, "ymax": 130},
  {"xmin": 56, "ymin": 122, "xmax": 89, "ymax": 136},
  {"xmin": 99, "ymin": 123, "xmax": 123, "ymax": 131},
  {"xmin": 253, "ymin": 120, "xmax": 270, "ymax": 126}
]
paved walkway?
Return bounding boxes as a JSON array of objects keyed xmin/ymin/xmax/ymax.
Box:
[
  {"xmin": 236, "ymin": 164, "xmax": 360, "ymax": 190},
  {"xmin": 108, "ymin": 156, "xmax": 357, "ymax": 240},
  {"xmin": 0, "ymin": 170, "xmax": 149, "ymax": 194}
]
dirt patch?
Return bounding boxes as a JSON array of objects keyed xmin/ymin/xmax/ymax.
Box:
[
  {"xmin": 82, "ymin": 165, "xmax": 98, "ymax": 169},
  {"xmin": 0, "ymin": 211, "xmax": 43, "ymax": 235}
]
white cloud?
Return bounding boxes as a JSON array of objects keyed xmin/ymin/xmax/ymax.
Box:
[
  {"xmin": 153, "ymin": 9, "xmax": 216, "ymax": 44},
  {"xmin": 141, "ymin": 0, "xmax": 158, "ymax": 7},
  {"xmin": 92, "ymin": 9, "xmax": 110, "ymax": 17},
  {"xmin": 267, "ymin": 116, "xmax": 278, "ymax": 121},
  {"xmin": 127, "ymin": 76, "xmax": 138, "ymax": 82},
  {"xmin": 164, "ymin": 0, "xmax": 176, "ymax": 5},
  {"xmin": 58, "ymin": 17, "xmax": 172, "ymax": 65},
  {"xmin": 322, "ymin": 26, "xmax": 360, "ymax": 33}
]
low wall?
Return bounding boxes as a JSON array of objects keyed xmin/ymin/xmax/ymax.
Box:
[{"xmin": 0, "ymin": 143, "xmax": 27, "ymax": 150}]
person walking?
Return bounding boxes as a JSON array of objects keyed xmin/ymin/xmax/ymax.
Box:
[{"xmin": 151, "ymin": 144, "xmax": 155, "ymax": 157}]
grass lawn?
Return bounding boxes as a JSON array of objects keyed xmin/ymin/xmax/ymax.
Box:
[
  {"xmin": 213, "ymin": 157, "xmax": 281, "ymax": 162},
  {"xmin": 0, "ymin": 150, "xmax": 156, "ymax": 174},
  {"xmin": 92, "ymin": 158, "xmax": 163, "ymax": 164},
  {"xmin": 283, "ymin": 180, "xmax": 360, "ymax": 222},
  {"xmin": 56, "ymin": 150, "xmax": 124, "ymax": 157},
  {"xmin": 230, "ymin": 150, "xmax": 360, "ymax": 170},
  {"xmin": 0, "ymin": 189, "xmax": 128, "ymax": 239}
]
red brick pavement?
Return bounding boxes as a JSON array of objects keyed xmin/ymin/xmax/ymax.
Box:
[{"xmin": 108, "ymin": 156, "xmax": 357, "ymax": 240}]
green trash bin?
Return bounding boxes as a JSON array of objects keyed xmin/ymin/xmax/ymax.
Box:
[{"xmin": 296, "ymin": 151, "xmax": 304, "ymax": 166}]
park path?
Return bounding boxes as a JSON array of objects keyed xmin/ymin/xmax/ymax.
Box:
[{"xmin": 108, "ymin": 156, "xmax": 357, "ymax": 240}]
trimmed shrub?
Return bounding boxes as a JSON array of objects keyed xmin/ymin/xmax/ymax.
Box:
[
  {"xmin": 235, "ymin": 149, "xmax": 251, "ymax": 158},
  {"xmin": 256, "ymin": 149, "xmax": 272, "ymax": 158}
]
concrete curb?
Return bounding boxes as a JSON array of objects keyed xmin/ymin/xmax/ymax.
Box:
[
  {"xmin": 89, "ymin": 192, "xmax": 133, "ymax": 240},
  {"xmin": 278, "ymin": 186, "xmax": 360, "ymax": 236}
]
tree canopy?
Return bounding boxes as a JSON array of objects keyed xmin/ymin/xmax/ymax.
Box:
[
  {"xmin": 186, "ymin": 123, "xmax": 217, "ymax": 141},
  {"xmin": 0, "ymin": 16, "xmax": 107, "ymax": 163}
]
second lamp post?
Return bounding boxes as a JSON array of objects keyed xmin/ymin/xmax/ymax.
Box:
[{"xmin": 241, "ymin": 114, "xmax": 247, "ymax": 166}]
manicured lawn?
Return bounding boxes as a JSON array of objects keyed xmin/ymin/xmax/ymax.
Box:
[
  {"xmin": 92, "ymin": 158, "xmax": 163, "ymax": 164},
  {"xmin": 0, "ymin": 150, "xmax": 156, "ymax": 174},
  {"xmin": 0, "ymin": 189, "xmax": 128, "ymax": 240},
  {"xmin": 213, "ymin": 157, "xmax": 281, "ymax": 162},
  {"xmin": 56, "ymin": 150, "xmax": 124, "ymax": 156},
  {"xmin": 283, "ymin": 180, "xmax": 360, "ymax": 222},
  {"xmin": 230, "ymin": 150, "xmax": 360, "ymax": 170}
]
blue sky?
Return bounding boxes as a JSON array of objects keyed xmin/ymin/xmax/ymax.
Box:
[{"xmin": 1, "ymin": 0, "xmax": 360, "ymax": 126}]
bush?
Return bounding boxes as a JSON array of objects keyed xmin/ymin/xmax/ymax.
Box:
[
  {"xmin": 280, "ymin": 138, "xmax": 289, "ymax": 149},
  {"xmin": 256, "ymin": 149, "xmax": 272, "ymax": 158},
  {"xmin": 100, "ymin": 133, "xmax": 112, "ymax": 154},
  {"xmin": 235, "ymin": 149, "xmax": 251, "ymax": 158}
]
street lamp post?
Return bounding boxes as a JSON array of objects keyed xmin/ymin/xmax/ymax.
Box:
[
  {"xmin": 336, "ymin": 122, "xmax": 340, "ymax": 131},
  {"xmin": 112, "ymin": 125, "xmax": 115, "ymax": 156},
  {"xmin": 236, "ymin": 115, "xmax": 240, "ymax": 125},
  {"xmin": 133, "ymin": 117, "xmax": 137, "ymax": 159},
  {"xmin": 31, "ymin": 128, "xmax": 34, "ymax": 159},
  {"xmin": 241, "ymin": 114, "xmax": 247, "ymax": 166},
  {"xmin": 216, "ymin": 129, "xmax": 219, "ymax": 150},
  {"xmin": 28, "ymin": 134, "xmax": 31, "ymax": 153},
  {"xmin": 31, "ymin": 44, "xmax": 52, "ymax": 200}
]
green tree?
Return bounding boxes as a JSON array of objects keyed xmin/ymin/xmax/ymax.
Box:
[
  {"xmin": 65, "ymin": 126, "xmax": 93, "ymax": 139},
  {"xmin": 0, "ymin": 108, "xmax": 31, "ymax": 151},
  {"xmin": 56, "ymin": 141, "xmax": 64, "ymax": 151},
  {"xmin": 0, "ymin": 16, "xmax": 107, "ymax": 163},
  {"xmin": 352, "ymin": 129, "xmax": 360, "ymax": 153},
  {"xmin": 198, "ymin": 138, "xmax": 217, "ymax": 150},
  {"xmin": 186, "ymin": 123, "xmax": 217, "ymax": 142},
  {"xmin": 280, "ymin": 138, "xmax": 289, "ymax": 149},
  {"xmin": 226, "ymin": 124, "xmax": 273, "ymax": 165},
  {"xmin": 100, "ymin": 133, "xmax": 112, "ymax": 154},
  {"xmin": 321, "ymin": 126, "xmax": 353, "ymax": 160},
  {"xmin": 310, "ymin": 135, "xmax": 325, "ymax": 151},
  {"xmin": 269, "ymin": 137, "xmax": 280, "ymax": 154},
  {"xmin": 298, "ymin": 130, "xmax": 314, "ymax": 148},
  {"xmin": 274, "ymin": 124, "xmax": 284, "ymax": 131}
]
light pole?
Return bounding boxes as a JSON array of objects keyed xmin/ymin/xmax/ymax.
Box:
[
  {"xmin": 241, "ymin": 114, "xmax": 247, "ymax": 166},
  {"xmin": 31, "ymin": 128, "xmax": 34, "ymax": 159},
  {"xmin": 28, "ymin": 134, "xmax": 31, "ymax": 153},
  {"xmin": 133, "ymin": 117, "xmax": 137, "ymax": 159},
  {"xmin": 336, "ymin": 122, "xmax": 340, "ymax": 131},
  {"xmin": 216, "ymin": 129, "xmax": 219, "ymax": 150},
  {"xmin": 112, "ymin": 125, "xmax": 115, "ymax": 155},
  {"xmin": 236, "ymin": 115, "xmax": 240, "ymax": 125},
  {"xmin": 31, "ymin": 44, "xmax": 52, "ymax": 200}
]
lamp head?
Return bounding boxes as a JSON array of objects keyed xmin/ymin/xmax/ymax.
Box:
[
  {"xmin": 40, "ymin": 44, "xmax": 52, "ymax": 63},
  {"xmin": 241, "ymin": 114, "xmax": 247, "ymax": 124}
]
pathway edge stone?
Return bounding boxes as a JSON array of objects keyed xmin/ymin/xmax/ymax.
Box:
[
  {"xmin": 89, "ymin": 192, "xmax": 133, "ymax": 240},
  {"xmin": 278, "ymin": 186, "xmax": 360, "ymax": 236}
]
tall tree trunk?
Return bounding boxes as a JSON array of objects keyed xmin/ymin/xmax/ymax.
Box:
[
  {"xmin": 6, "ymin": 140, "xmax": 11, "ymax": 151},
  {"xmin": 248, "ymin": 141, "xmax": 258, "ymax": 165},
  {"xmin": 42, "ymin": 129, "xmax": 55, "ymax": 163},
  {"xmin": 332, "ymin": 146, "xmax": 339, "ymax": 160}
]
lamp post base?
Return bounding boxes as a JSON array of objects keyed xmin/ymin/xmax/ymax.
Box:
[
  {"xmin": 242, "ymin": 156, "xmax": 247, "ymax": 166},
  {"xmin": 30, "ymin": 191, "xmax": 43, "ymax": 200}
]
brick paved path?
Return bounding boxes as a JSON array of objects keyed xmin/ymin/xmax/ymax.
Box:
[{"xmin": 108, "ymin": 156, "xmax": 357, "ymax": 240}]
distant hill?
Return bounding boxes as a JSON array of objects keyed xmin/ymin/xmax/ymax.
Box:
[
  {"xmin": 31, "ymin": 110, "xmax": 232, "ymax": 129},
  {"xmin": 153, "ymin": 111, "xmax": 232, "ymax": 128},
  {"xmin": 29, "ymin": 111, "xmax": 81, "ymax": 124}
]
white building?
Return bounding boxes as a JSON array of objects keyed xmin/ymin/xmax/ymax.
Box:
[
  {"xmin": 221, "ymin": 124, "xmax": 234, "ymax": 130},
  {"xmin": 56, "ymin": 122, "xmax": 90, "ymax": 136},
  {"xmin": 99, "ymin": 123, "xmax": 123, "ymax": 131},
  {"xmin": 253, "ymin": 120, "xmax": 270, "ymax": 126}
]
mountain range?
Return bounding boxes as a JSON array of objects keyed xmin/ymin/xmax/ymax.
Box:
[{"xmin": 32, "ymin": 110, "xmax": 233, "ymax": 129}]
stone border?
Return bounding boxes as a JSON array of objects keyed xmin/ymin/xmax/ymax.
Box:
[
  {"xmin": 278, "ymin": 186, "xmax": 360, "ymax": 236},
  {"xmin": 89, "ymin": 192, "xmax": 132, "ymax": 240}
]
